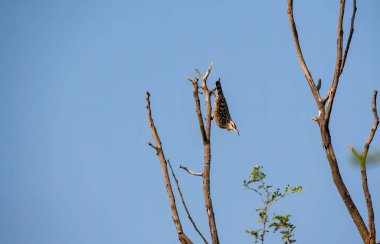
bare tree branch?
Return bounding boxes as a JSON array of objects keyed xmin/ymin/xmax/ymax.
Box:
[
  {"xmin": 363, "ymin": 91, "xmax": 379, "ymax": 157},
  {"xmin": 203, "ymin": 60, "xmax": 214, "ymax": 82},
  {"xmin": 362, "ymin": 90, "xmax": 378, "ymax": 243},
  {"xmin": 191, "ymin": 61, "xmax": 219, "ymax": 244},
  {"xmin": 340, "ymin": 0, "xmax": 357, "ymax": 74},
  {"xmin": 180, "ymin": 164, "xmax": 203, "ymax": 177},
  {"xmin": 287, "ymin": 0, "xmax": 321, "ymax": 106},
  {"xmin": 287, "ymin": 1, "xmax": 371, "ymax": 242},
  {"xmin": 167, "ymin": 160, "xmax": 209, "ymax": 244},
  {"xmin": 190, "ymin": 77, "xmax": 207, "ymax": 143},
  {"xmin": 361, "ymin": 150, "xmax": 376, "ymax": 244},
  {"xmin": 348, "ymin": 90, "xmax": 378, "ymax": 244},
  {"xmin": 146, "ymin": 91, "xmax": 193, "ymax": 244},
  {"xmin": 325, "ymin": 0, "xmax": 347, "ymax": 120}
]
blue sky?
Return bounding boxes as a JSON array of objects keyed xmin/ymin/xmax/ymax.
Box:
[{"xmin": 0, "ymin": 0, "xmax": 379, "ymax": 243}]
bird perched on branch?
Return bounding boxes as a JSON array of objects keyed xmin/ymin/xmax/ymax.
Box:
[{"xmin": 213, "ymin": 80, "xmax": 239, "ymax": 135}]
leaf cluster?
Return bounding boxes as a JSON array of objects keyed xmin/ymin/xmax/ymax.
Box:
[{"xmin": 243, "ymin": 166, "xmax": 301, "ymax": 243}]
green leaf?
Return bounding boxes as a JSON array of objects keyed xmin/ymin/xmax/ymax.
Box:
[{"xmin": 244, "ymin": 165, "xmax": 301, "ymax": 243}]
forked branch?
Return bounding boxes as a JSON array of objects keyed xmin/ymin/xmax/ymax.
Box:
[
  {"xmin": 325, "ymin": 0, "xmax": 347, "ymax": 120},
  {"xmin": 287, "ymin": 0, "xmax": 374, "ymax": 242},
  {"xmin": 349, "ymin": 90, "xmax": 378, "ymax": 243},
  {"xmin": 190, "ymin": 61, "xmax": 219, "ymax": 244}
]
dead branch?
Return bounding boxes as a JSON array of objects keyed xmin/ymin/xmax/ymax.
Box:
[
  {"xmin": 180, "ymin": 164, "xmax": 203, "ymax": 177},
  {"xmin": 287, "ymin": 0, "xmax": 321, "ymax": 105},
  {"xmin": 287, "ymin": 0, "xmax": 373, "ymax": 242},
  {"xmin": 191, "ymin": 61, "xmax": 219, "ymax": 244},
  {"xmin": 191, "ymin": 77, "xmax": 208, "ymax": 143},
  {"xmin": 325, "ymin": 0, "xmax": 347, "ymax": 120},
  {"xmin": 202, "ymin": 60, "xmax": 214, "ymax": 82},
  {"xmin": 167, "ymin": 160, "xmax": 209, "ymax": 244},
  {"xmin": 340, "ymin": 0, "xmax": 357, "ymax": 74},
  {"xmin": 146, "ymin": 91, "xmax": 193, "ymax": 244},
  {"xmin": 362, "ymin": 90, "xmax": 378, "ymax": 243},
  {"xmin": 363, "ymin": 91, "xmax": 379, "ymax": 156},
  {"xmin": 147, "ymin": 141, "xmax": 158, "ymax": 152}
]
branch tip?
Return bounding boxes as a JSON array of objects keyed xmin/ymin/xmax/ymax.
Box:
[
  {"xmin": 185, "ymin": 76, "xmax": 193, "ymax": 82},
  {"xmin": 203, "ymin": 61, "xmax": 214, "ymax": 81},
  {"xmin": 340, "ymin": 0, "xmax": 357, "ymax": 74},
  {"xmin": 147, "ymin": 141, "xmax": 158, "ymax": 151},
  {"xmin": 180, "ymin": 164, "xmax": 203, "ymax": 177}
]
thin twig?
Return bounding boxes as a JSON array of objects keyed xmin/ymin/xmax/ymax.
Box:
[
  {"xmin": 167, "ymin": 160, "xmax": 209, "ymax": 244},
  {"xmin": 180, "ymin": 165, "xmax": 203, "ymax": 177},
  {"xmin": 146, "ymin": 92, "xmax": 193, "ymax": 244},
  {"xmin": 361, "ymin": 90, "xmax": 378, "ymax": 243},
  {"xmin": 203, "ymin": 61, "xmax": 214, "ymax": 82},
  {"xmin": 340, "ymin": 0, "xmax": 357, "ymax": 74},
  {"xmin": 147, "ymin": 141, "xmax": 158, "ymax": 151},
  {"xmin": 363, "ymin": 90, "xmax": 379, "ymax": 157},
  {"xmin": 190, "ymin": 77, "xmax": 207, "ymax": 143},
  {"xmin": 361, "ymin": 156, "xmax": 376, "ymax": 244},
  {"xmin": 325, "ymin": 0, "xmax": 347, "ymax": 120},
  {"xmin": 196, "ymin": 69, "xmax": 203, "ymax": 82},
  {"xmin": 287, "ymin": 0, "xmax": 321, "ymax": 105}
]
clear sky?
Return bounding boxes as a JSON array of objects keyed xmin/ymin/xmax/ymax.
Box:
[{"xmin": 1, "ymin": 0, "xmax": 379, "ymax": 243}]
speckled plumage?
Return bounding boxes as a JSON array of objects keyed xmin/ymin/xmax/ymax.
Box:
[{"xmin": 213, "ymin": 81, "xmax": 239, "ymax": 135}]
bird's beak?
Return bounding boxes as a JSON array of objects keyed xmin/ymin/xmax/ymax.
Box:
[{"xmin": 234, "ymin": 128, "xmax": 240, "ymax": 136}]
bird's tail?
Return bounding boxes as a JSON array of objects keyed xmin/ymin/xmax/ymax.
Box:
[{"xmin": 215, "ymin": 79, "xmax": 223, "ymax": 94}]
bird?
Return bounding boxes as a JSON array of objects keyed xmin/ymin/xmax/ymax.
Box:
[{"xmin": 213, "ymin": 80, "xmax": 239, "ymax": 135}]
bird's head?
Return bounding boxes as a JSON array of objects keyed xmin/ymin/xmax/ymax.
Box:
[{"xmin": 227, "ymin": 120, "xmax": 239, "ymax": 136}]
